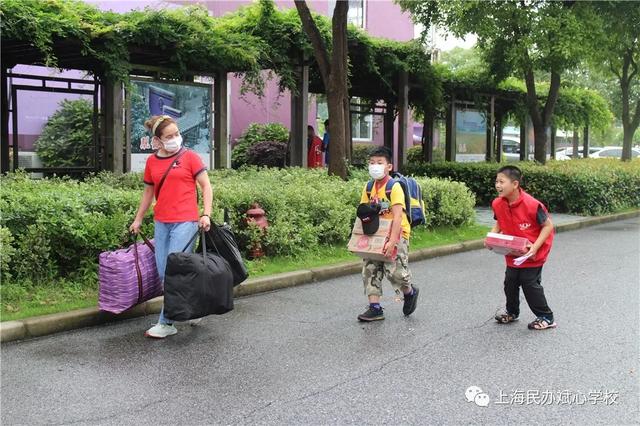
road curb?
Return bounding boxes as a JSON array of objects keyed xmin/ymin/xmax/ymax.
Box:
[{"xmin": 2, "ymin": 209, "xmax": 637, "ymax": 343}]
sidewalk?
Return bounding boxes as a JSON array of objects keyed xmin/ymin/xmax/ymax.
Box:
[
  {"xmin": 1, "ymin": 209, "xmax": 638, "ymax": 343},
  {"xmin": 474, "ymin": 207, "xmax": 586, "ymax": 227}
]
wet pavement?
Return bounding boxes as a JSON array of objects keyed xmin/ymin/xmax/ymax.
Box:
[{"xmin": 1, "ymin": 218, "xmax": 638, "ymax": 425}]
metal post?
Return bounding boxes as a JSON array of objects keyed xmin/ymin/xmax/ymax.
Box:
[
  {"xmin": 214, "ymin": 71, "xmax": 229, "ymax": 169},
  {"xmin": 1, "ymin": 68, "xmax": 9, "ymax": 173}
]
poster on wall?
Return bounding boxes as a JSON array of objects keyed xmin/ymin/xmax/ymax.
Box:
[
  {"xmin": 455, "ymin": 109, "xmax": 487, "ymax": 162},
  {"xmin": 129, "ymin": 79, "xmax": 212, "ymax": 171}
]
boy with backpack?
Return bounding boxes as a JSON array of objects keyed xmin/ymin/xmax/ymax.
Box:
[{"xmin": 356, "ymin": 146, "xmax": 425, "ymax": 322}]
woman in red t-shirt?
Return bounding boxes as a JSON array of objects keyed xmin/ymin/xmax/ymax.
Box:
[
  {"xmin": 307, "ymin": 125, "xmax": 323, "ymax": 168},
  {"xmin": 130, "ymin": 115, "xmax": 213, "ymax": 339}
]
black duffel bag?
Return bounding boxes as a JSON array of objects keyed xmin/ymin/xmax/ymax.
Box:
[
  {"xmin": 164, "ymin": 229, "xmax": 234, "ymax": 321},
  {"xmin": 197, "ymin": 212, "xmax": 249, "ymax": 287}
]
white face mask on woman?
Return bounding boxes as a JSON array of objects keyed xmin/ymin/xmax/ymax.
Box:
[
  {"xmin": 368, "ymin": 164, "xmax": 387, "ymax": 180},
  {"xmin": 163, "ymin": 135, "xmax": 183, "ymax": 153}
]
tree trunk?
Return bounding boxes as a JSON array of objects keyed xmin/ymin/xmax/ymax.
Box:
[
  {"xmin": 572, "ymin": 129, "xmax": 579, "ymax": 159},
  {"xmin": 523, "ymin": 59, "xmax": 562, "ymax": 164},
  {"xmin": 295, "ymin": 0, "xmax": 349, "ymax": 178},
  {"xmin": 619, "ymin": 51, "xmax": 640, "ymax": 161}
]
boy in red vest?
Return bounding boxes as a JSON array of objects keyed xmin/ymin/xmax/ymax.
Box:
[{"xmin": 490, "ymin": 165, "xmax": 556, "ymax": 330}]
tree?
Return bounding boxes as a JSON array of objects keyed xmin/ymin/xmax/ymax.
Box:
[
  {"xmin": 586, "ymin": 2, "xmax": 640, "ymax": 161},
  {"xmin": 399, "ymin": 0, "xmax": 594, "ymax": 164},
  {"xmin": 35, "ymin": 99, "xmax": 95, "ymax": 167},
  {"xmin": 294, "ymin": 0, "xmax": 349, "ymax": 178}
]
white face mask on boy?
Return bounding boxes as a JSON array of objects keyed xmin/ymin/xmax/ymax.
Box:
[
  {"xmin": 163, "ymin": 135, "xmax": 183, "ymax": 153},
  {"xmin": 368, "ymin": 164, "xmax": 386, "ymax": 180}
]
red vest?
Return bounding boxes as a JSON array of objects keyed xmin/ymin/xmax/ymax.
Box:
[{"xmin": 491, "ymin": 190, "xmax": 553, "ymax": 268}]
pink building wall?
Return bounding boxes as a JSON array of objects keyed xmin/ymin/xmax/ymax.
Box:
[{"xmin": 9, "ymin": 0, "xmax": 417, "ymax": 162}]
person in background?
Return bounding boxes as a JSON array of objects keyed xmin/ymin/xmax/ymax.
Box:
[
  {"xmin": 307, "ymin": 125, "xmax": 323, "ymax": 168},
  {"xmin": 322, "ymin": 119, "xmax": 330, "ymax": 166},
  {"xmin": 130, "ymin": 115, "xmax": 213, "ymax": 339}
]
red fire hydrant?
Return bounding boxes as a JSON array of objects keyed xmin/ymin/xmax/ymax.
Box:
[{"xmin": 245, "ymin": 203, "xmax": 269, "ymax": 258}]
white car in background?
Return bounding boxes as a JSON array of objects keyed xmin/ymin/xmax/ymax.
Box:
[
  {"xmin": 502, "ymin": 138, "xmax": 522, "ymax": 162},
  {"xmin": 589, "ymin": 146, "xmax": 640, "ymax": 159},
  {"xmin": 555, "ymin": 146, "xmax": 603, "ymax": 160}
]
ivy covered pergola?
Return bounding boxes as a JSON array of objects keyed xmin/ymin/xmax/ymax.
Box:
[{"xmin": 0, "ymin": 0, "xmax": 611, "ymax": 174}]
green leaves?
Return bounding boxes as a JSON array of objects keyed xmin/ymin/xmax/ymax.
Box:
[
  {"xmin": 0, "ymin": 167, "xmax": 477, "ymax": 287},
  {"xmin": 35, "ymin": 99, "xmax": 95, "ymax": 168},
  {"xmin": 404, "ymin": 159, "xmax": 640, "ymax": 216},
  {"xmin": 231, "ymin": 123, "xmax": 289, "ymax": 168}
]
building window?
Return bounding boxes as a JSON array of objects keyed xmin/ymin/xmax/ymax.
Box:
[
  {"xmin": 351, "ymin": 97, "xmax": 373, "ymax": 141},
  {"xmin": 329, "ymin": 0, "xmax": 366, "ymax": 28}
]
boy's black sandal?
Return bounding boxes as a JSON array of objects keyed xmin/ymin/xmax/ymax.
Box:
[
  {"xmin": 494, "ymin": 313, "xmax": 519, "ymax": 324},
  {"xmin": 528, "ymin": 317, "xmax": 557, "ymax": 330}
]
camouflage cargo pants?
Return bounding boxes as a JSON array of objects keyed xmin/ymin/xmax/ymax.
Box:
[{"xmin": 362, "ymin": 238, "xmax": 412, "ymax": 297}]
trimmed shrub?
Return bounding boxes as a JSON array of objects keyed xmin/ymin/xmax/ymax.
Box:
[
  {"xmin": 351, "ymin": 144, "xmax": 372, "ymax": 167},
  {"xmin": 403, "ymin": 159, "xmax": 640, "ymax": 215},
  {"xmin": 415, "ymin": 177, "xmax": 476, "ymax": 227},
  {"xmin": 247, "ymin": 141, "xmax": 287, "ymax": 168},
  {"xmin": 0, "ymin": 168, "xmax": 476, "ymax": 287},
  {"xmin": 35, "ymin": 99, "xmax": 95, "ymax": 167},
  {"xmin": 231, "ymin": 123, "xmax": 289, "ymax": 168}
]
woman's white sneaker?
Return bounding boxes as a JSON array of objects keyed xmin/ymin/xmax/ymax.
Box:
[
  {"xmin": 189, "ymin": 318, "xmax": 203, "ymax": 326},
  {"xmin": 145, "ymin": 323, "xmax": 177, "ymax": 338}
]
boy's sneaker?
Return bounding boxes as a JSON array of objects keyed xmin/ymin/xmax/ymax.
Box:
[
  {"xmin": 402, "ymin": 286, "xmax": 419, "ymax": 316},
  {"xmin": 357, "ymin": 306, "xmax": 385, "ymax": 322},
  {"xmin": 145, "ymin": 323, "xmax": 178, "ymax": 338}
]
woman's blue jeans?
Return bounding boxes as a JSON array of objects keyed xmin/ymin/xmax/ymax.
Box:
[{"xmin": 154, "ymin": 221, "xmax": 198, "ymax": 324}]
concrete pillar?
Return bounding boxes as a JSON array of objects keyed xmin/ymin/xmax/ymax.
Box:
[
  {"xmin": 214, "ymin": 71, "xmax": 229, "ymax": 169},
  {"xmin": 103, "ymin": 79, "xmax": 124, "ymax": 173},
  {"xmin": 445, "ymin": 99, "xmax": 456, "ymax": 162},
  {"xmin": 289, "ymin": 62, "xmax": 309, "ymax": 167},
  {"xmin": 397, "ymin": 70, "xmax": 409, "ymax": 170}
]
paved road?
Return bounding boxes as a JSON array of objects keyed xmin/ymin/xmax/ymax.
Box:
[{"xmin": 2, "ymin": 218, "xmax": 639, "ymax": 425}]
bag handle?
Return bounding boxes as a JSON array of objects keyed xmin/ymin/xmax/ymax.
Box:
[
  {"xmin": 181, "ymin": 228, "xmax": 212, "ymax": 262},
  {"xmin": 130, "ymin": 234, "xmax": 145, "ymax": 304},
  {"xmin": 137, "ymin": 230, "xmax": 155, "ymax": 253},
  {"xmin": 155, "ymin": 148, "xmax": 187, "ymax": 199}
]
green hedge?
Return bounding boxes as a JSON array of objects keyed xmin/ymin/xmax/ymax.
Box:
[
  {"xmin": 0, "ymin": 168, "xmax": 476, "ymax": 286},
  {"xmin": 403, "ymin": 159, "xmax": 640, "ymax": 215}
]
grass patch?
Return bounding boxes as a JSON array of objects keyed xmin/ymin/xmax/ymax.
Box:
[
  {"xmin": 243, "ymin": 223, "xmax": 490, "ymax": 277},
  {"xmin": 1, "ymin": 223, "xmax": 489, "ymax": 322}
]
